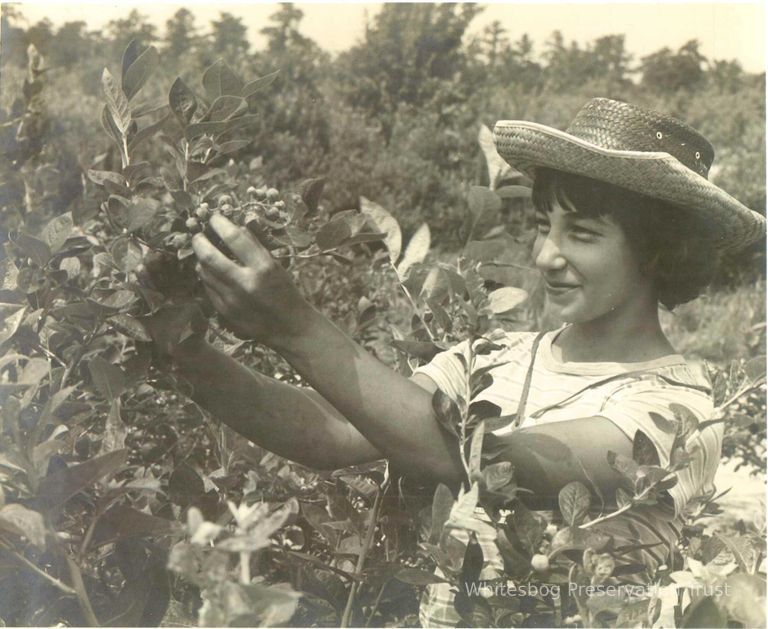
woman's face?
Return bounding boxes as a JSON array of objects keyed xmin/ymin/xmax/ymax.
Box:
[{"xmin": 532, "ymin": 199, "xmax": 654, "ymax": 324}]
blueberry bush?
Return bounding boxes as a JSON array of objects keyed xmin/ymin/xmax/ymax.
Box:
[{"xmin": 0, "ymin": 34, "xmax": 765, "ymax": 629}]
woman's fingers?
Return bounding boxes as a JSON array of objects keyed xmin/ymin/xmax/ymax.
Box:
[
  {"xmin": 192, "ymin": 232, "xmax": 242, "ymax": 279},
  {"xmin": 197, "ymin": 264, "xmax": 231, "ymax": 311},
  {"xmin": 208, "ymin": 213, "xmax": 272, "ymax": 267}
]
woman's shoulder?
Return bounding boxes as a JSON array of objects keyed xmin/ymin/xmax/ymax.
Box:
[{"xmin": 604, "ymin": 358, "xmax": 714, "ymax": 412}]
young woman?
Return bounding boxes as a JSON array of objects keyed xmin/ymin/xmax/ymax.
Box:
[{"xmin": 150, "ymin": 98, "xmax": 764, "ymax": 625}]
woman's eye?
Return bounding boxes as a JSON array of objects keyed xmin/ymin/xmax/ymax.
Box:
[{"xmin": 571, "ymin": 226, "xmax": 598, "ymax": 240}]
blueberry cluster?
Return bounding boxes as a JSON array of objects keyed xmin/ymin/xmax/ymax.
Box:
[{"xmin": 166, "ymin": 186, "xmax": 292, "ymax": 258}]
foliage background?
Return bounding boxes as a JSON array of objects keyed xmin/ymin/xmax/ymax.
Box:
[{"xmin": 0, "ymin": 4, "xmax": 765, "ymax": 627}]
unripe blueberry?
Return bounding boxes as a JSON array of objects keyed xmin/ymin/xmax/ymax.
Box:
[
  {"xmin": 246, "ymin": 186, "xmax": 258, "ymax": 196},
  {"xmin": 195, "ymin": 205, "xmax": 210, "ymax": 220},
  {"xmin": 531, "ymin": 554, "xmax": 550, "ymax": 573},
  {"xmin": 266, "ymin": 187, "xmax": 280, "ymax": 202},
  {"xmin": 254, "ymin": 186, "xmax": 268, "ymax": 201},
  {"xmin": 218, "ymin": 194, "xmax": 233, "ymax": 207},
  {"xmin": 220, "ymin": 203, "xmax": 234, "ymax": 217},
  {"xmin": 273, "ymin": 199, "xmax": 285, "ymax": 210},
  {"xmin": 185, "ymin": 217, "xmax": 200, "ymax": 232},
  {"xmin": 265, "ymin": 206, "xmax": 280, "ymax": 220}
]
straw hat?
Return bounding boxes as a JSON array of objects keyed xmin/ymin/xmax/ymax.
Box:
[{"xmin": 493, "ymin": 98, "xmax": 765, "ymax": 252}]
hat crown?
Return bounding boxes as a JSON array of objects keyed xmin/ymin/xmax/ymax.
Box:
[{"xmin": 565, "ymin": 98, "xmax": 715, "ymax": 178}]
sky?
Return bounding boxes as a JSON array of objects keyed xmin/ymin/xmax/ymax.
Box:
[{"xmin": 6, "ymin": 1, "xmax": 766, "ymax": 73}]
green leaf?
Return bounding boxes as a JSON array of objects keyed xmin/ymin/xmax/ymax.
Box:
[
  {"xmin": 168, "ymin": 77, "xmax": 197, "ymax": 127},
  {"xmin": 35, "ymin": 450, "xmax": 129, "ymax": 512},
  {"xmin": 394, "ymin": 567, "xmax": 448, "ymax": 585},
  {"xmin": 607, "ymin": 450, "xmax": 639, "ymax": 484},
  {"xmin": 110, "ymin": 237, "xmax": 143, "ymax": 274},
  {"xmin": 101, "ymin": 68, "xmax": 131, "ymax": 134},
  {"xmin": 206, "ymin": 95, "xmax": 247, "ymax": 121},
  {"xmin": 680, "ymin": 595, "xmax": 726, "ymax": 628},
  {"xmin": 429, "ymin": 483, "xmax": 455, "ymax": 544},
  {"xmin": 0, "ymin": 504, "xmax": 46, "ymax": 548},
  {"xmin": 202, "ymin": 59, "xmax": 244, "ymax": 100},
  {"xmin": 13, "ymin": 233, "xmax": 51, "ymax": 266},
  {"xmin": 670, "ymin": 403, "xmax": 699, "ymax": 439},
  {"xmin": 128, "ymin": 112, "xmax": 171, "ymax": 153},
  {"xmin": 108, "ymin": 314, "xmax": 151, "ymax": 342},
  {"xmin": 396, "ymin": 223, "xmax": 431, "ymax": 280},
  {"xmin": 184, "ymin": 114, "xmax": 259, "ymax": 140},
  {"xmin": 88, "ymin": 356, "xmax": 127, "ymax": 402},
  {"xmin": 121, "ymin": 39, "xmax": 141, "ymax": 86},
  {"xmin": 467, "ymin": 421, "xmax": 486, "ymax": 482},
  {"xmin": 127, "ymin": 197, "xmax": 161, "ymax": 232},
  {"xmin": 360, "ymin": 196, "xmax": 402, "ymax": 263},
  {"xmin": 215, "ymin": 139, "xmax": 251, "ymax": 154},
  {"xmin": 478, "ymin": 124, "xmax": 513, "ymax": 189},
  {"xmin": 508, "ymin": 502, "xmax": 545, "ymax": 554},
  {"xmin": 744, "ymin": 355, "xmax": 766, "ymax": 384},
  {"xmin": 241, "ymin": 70, "xmax": 280, "ymax": 98},
  {"xmin": 481, "ymin": 462, "xmax": 517, "ymax": 500},
  {"xmin": 0, "ymin": 305, "xmax": 26, "ymax": 345},
  {"xmin": 487, "ymin": 287, "xmax": 528, "ymax": 314},
  {"xmin": 91, "ymin": 503, "xmax": 179, "ymax": 547},
  {"xmin": 59, "ymin": 256, "xmax": 81, "ymax": 280},
  {"xmin": 316, "ymin": 218, "xmax": 353, "ymax": 251},
  {"xmin": 460, "ymin": 532, "xmax": 484, "ymax": 586},
  {"xmin": 558, "ymin": 481, "xmax": 591, "ymax": 526},
  {"xmin": 122, "ymin": 45, "xmax": 159, "ymax": 101},
  {"xmin": 18, "ymin": 357, "xmax": 49, "ymax": 386},
  {"xmin": 468, "ymin": 186, "xmax": 502, "ymax": 216},
  {"xmin": 100, "ymin": 104, "xmax": 122, "ymax": 145},
  {"xmin": 549, "ymin": 526, "xmax": 610, "ymax": 558},
  {"xmin": 432, "ymin": 389, "xmax": 462, "ymax": 438},
  {"xmin": 87, "ymin": 168, "xmax": 127, "ymax": 188},
  {"xmin": 647, "ymin": 411, "xmax": 677, "ymax": 434},
  {"xmin": 298, "ymin": 177, "xmax": 325, "ymax": 212},
  {"xmin": 419, "ymin": 266, "xmax": 452, "ymax": 302},
  {"xmin": 0, "ymin": 259, "xmax": 18, "ymax": 290},
  {"xmin": 168, "ymin": 463, "xmax": 205, "ymax": 505},
  {"xmin": 632, "ymin": 430, "xmax": 660, "ymax": 466},
  {"xmin": 40, "ymin": 212, "xmax": 73, "ymax": 255},
  {"xmin": 99, "ymin": 399, "xmax": 127, "ymax": 454}
]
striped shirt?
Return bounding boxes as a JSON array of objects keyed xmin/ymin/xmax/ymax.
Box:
[{"xmin": 413, "ymin": 328, "xmax": 719, "ymax": 627}]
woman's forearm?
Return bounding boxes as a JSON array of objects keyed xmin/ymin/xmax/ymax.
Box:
[
  {"xmin": 170, "ymin": 336, "xmax": 383, "ymax": 470},
  {"xmin": 273, "ymin": 309, "xmax": 466, "ymax": 485}
]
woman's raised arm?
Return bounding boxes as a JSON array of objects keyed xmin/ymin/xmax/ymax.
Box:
[{"xmin": 185, "ymin": 213, "xmax": 465, "ymax": 484}]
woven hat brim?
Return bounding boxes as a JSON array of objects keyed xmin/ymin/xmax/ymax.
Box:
[{"xmin": 494, "ymin": 121, "xmax": 766, "ymax": 252}]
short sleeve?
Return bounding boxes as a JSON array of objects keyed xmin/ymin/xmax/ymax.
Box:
[
  {"xmin": 600, "ymin": 379, "xmax": 718, "ymax": 517},
  {"xmin": 412, "ymin": 329, "xmax": 530, "ymax": 403}
]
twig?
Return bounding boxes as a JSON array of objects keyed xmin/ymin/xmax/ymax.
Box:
[
  {"xmin": 0, "ymin": 544, "xmax": 77, "ymax": 596},
  {"xmin": 340, "ymin": 487, "xmax": 384, "ymax": 628},
  {"xmin": 240, "ymin": 551, "xmax": 251, "ymax": 584},
  {"xmin": 580, "ymin": 503, "xmax": 633, "ymax": 529},
  {"xmin": 64, "ymin": 554, "xmax": 100, "ymax": 626},
  {"xmin": 393, "ymin": 266, "xmax": 438, "ymax": 343},
  {"xmin": 364, "ymin": 579, "xmax": 390, "ymax": 627}
]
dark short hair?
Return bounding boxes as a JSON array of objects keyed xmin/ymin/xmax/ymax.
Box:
[{"xmin": 531, "ymin": 167, "xmax": 720, "ymax": 310}]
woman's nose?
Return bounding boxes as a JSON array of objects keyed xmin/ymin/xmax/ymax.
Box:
[{"xmin": 534, "ymin": 235, "xmax": 567, "ymax": 272}]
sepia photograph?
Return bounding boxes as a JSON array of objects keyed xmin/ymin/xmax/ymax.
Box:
[{"xmin": 0, "ymin": 1, "xmax": 765, "ymax": 627}]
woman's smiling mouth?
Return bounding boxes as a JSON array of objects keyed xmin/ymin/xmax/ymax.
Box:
[{"xmin": 544, "ymin": 280, "xmax": 580, "ymax": 295}]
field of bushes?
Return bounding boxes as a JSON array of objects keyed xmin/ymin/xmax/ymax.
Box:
[{"xmin": 0, "ymin": 5, "xmax": 765, "ymax": 627}]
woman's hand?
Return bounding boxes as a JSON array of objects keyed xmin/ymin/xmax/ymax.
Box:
[{"xmin": 191, "ymin": 213, "xmax": 316, "ymax": 346}]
